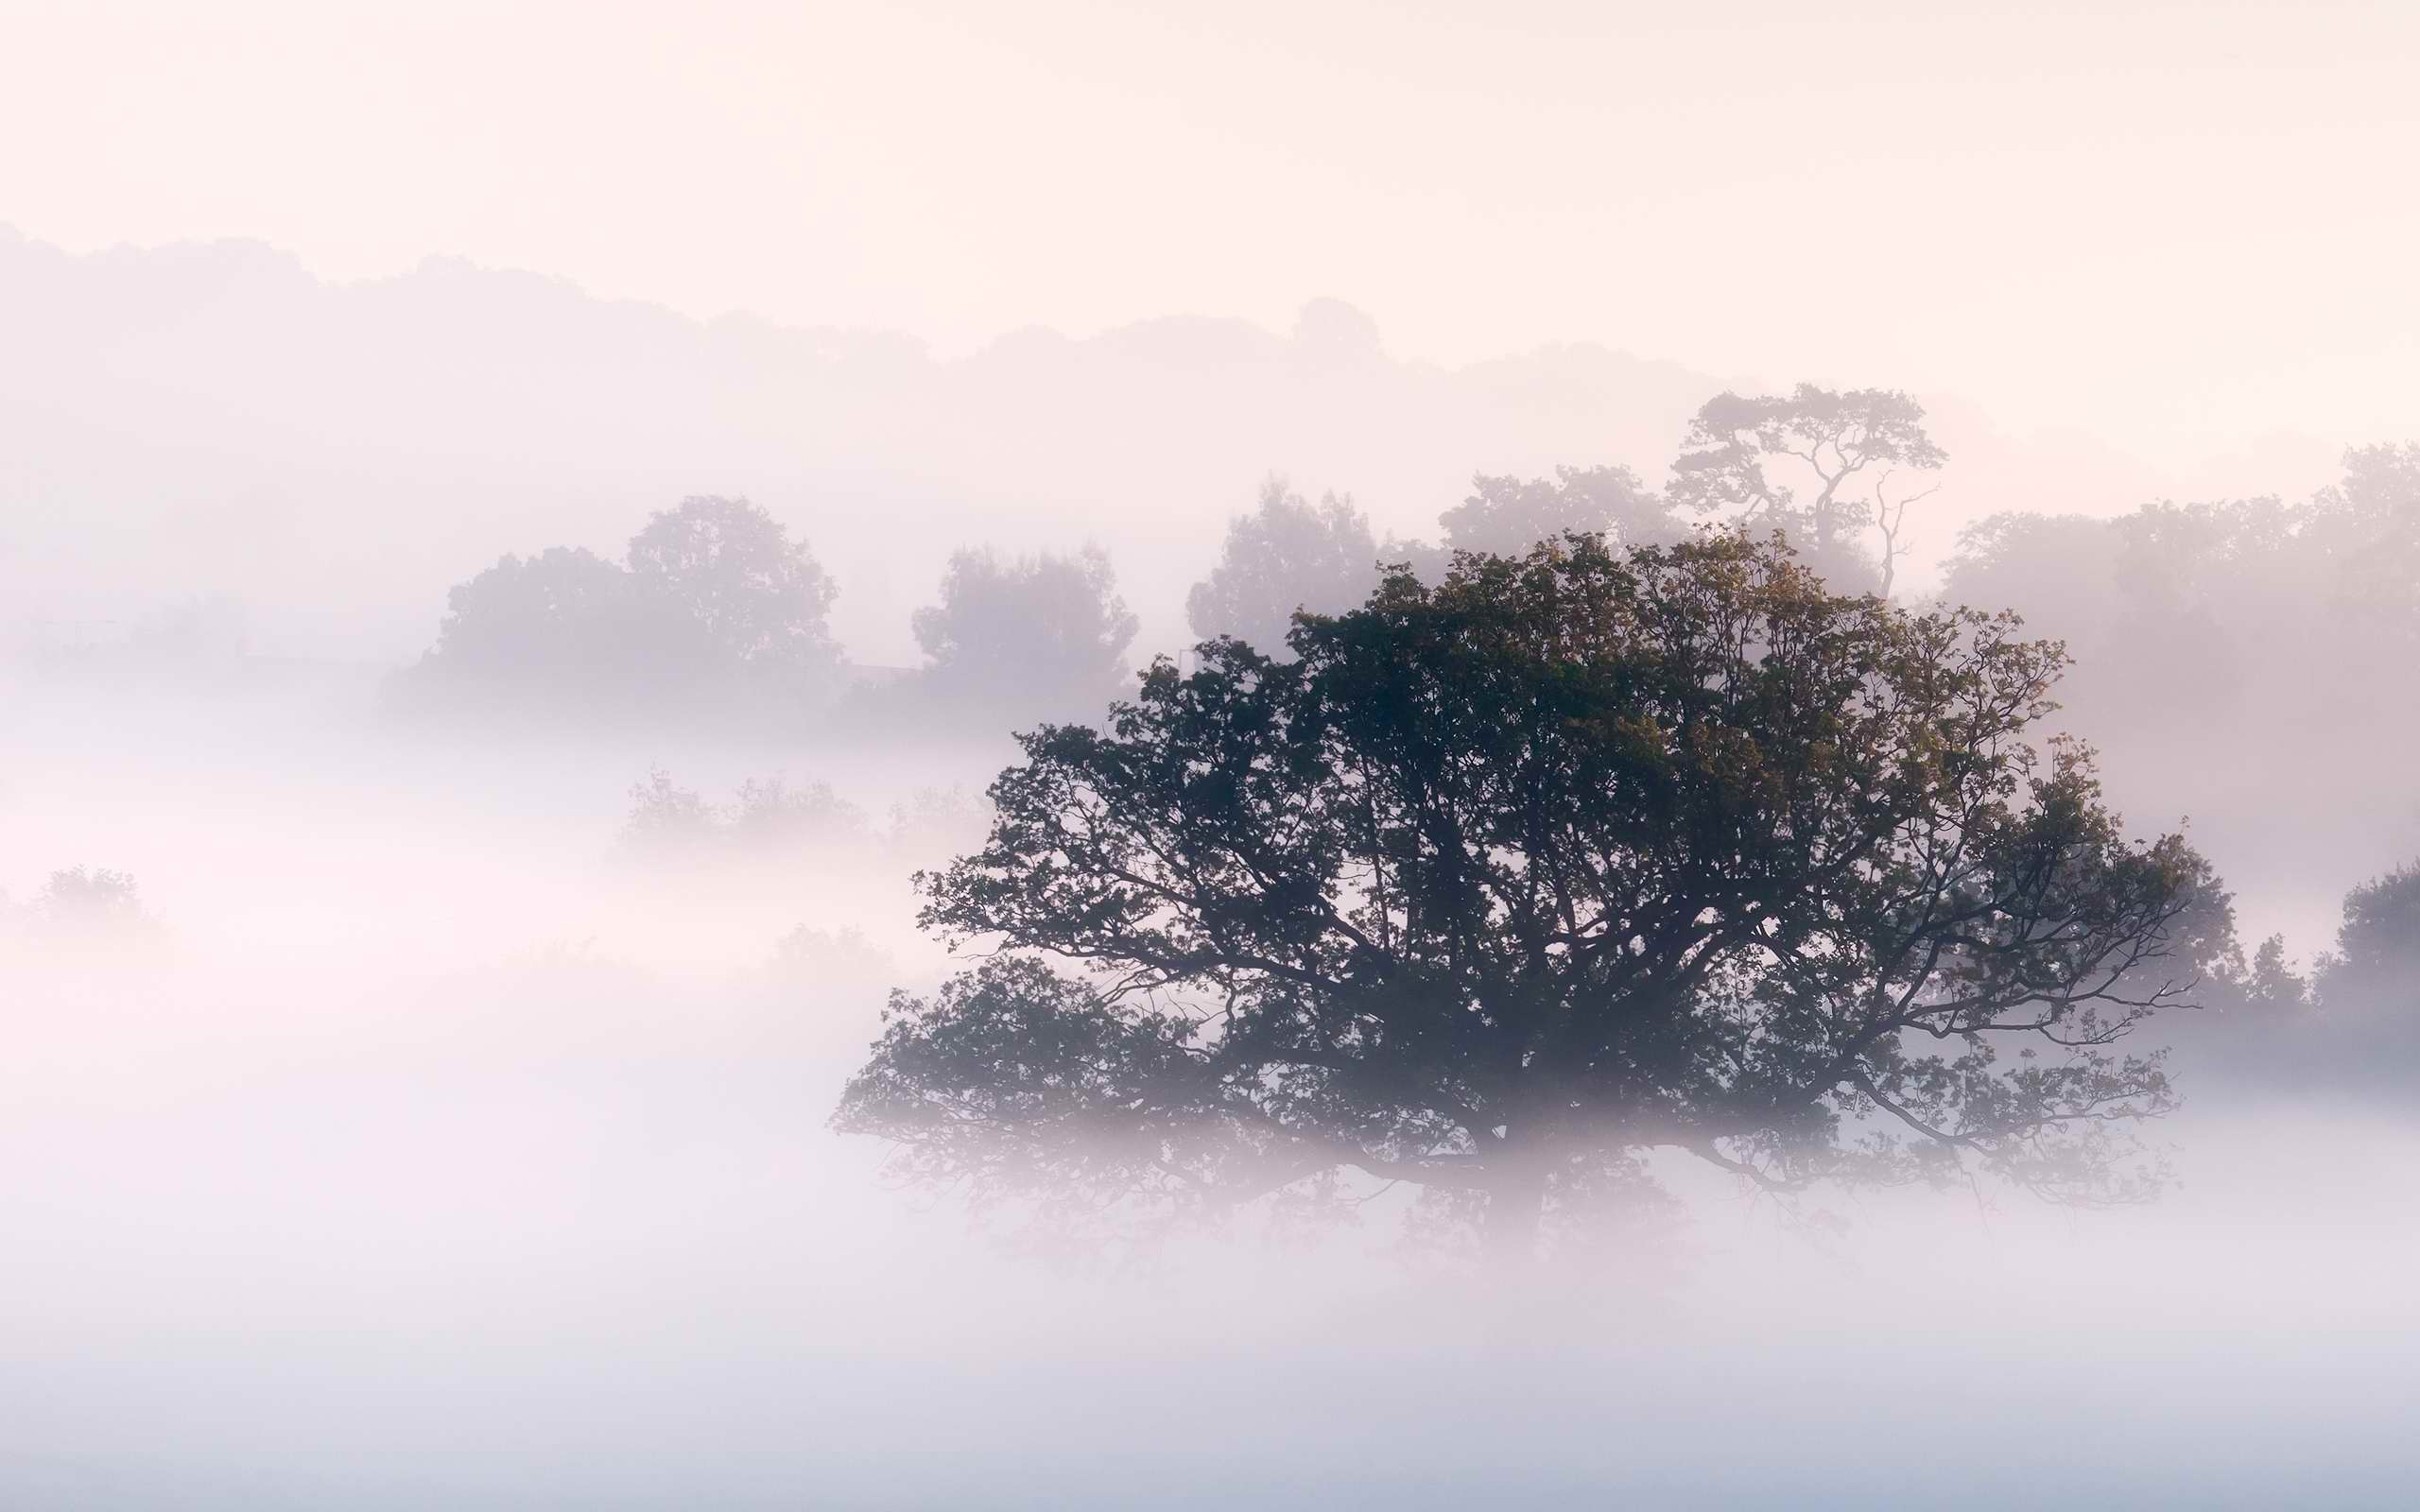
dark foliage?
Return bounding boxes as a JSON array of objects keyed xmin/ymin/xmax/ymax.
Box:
[{"xmin": 838, "ymin": 533, "xmax": 2226, "ymax": 1250}]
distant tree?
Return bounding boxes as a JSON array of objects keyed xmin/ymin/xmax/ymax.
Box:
[
  {"xmin": 2314, "ymin": 861, "xmax": 2420, "ymax": 1016},
  {"xmin": 625, "ymin": 494, "xmax": 840, "ymax": 681},
  {"xmin": 1369, "ymin": 464, "xmax": 1676, "ymax": 590},
  {"xmin": 1185, "ymin": 477, "xmax": 1380, "ymax": 653},
  {"xmin": 910, "ymin": 546, "xmax": 1140, "ymax": 717},
  {"xmin": 1943, "ymin": 513, "xmax": 2117, "ymax": 634},
  {"xmin": 2309, "ymin": 443, "xmax": 2419, "ymax": 637},
  {"xmin": 411, "ymin": 545, "xmax": 714, "ymax": 708},
  {"xmin": 1438, "ymin": 463, "xmax": 1675, "ymax": 558},
  {"xmin": 837, "ymin": 534, "xmax": 2225, "ymax": 1255},
  {"xmin": 1669, "ymin": 385, "xmax": 1945, "ymax": 595}
]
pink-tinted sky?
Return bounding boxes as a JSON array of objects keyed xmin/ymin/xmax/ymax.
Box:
[{"xmin": 8, "ymin": 0, "xmax": 2414, "ymax": 453}]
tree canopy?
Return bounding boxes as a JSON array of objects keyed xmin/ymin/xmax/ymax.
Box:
[
  {"xmin": 1438, "ymin": 463, "xmax": 1675, "ymax": 558},
  {"xmin": 1185, "ymin": 477, "xmax": 1380, "ymax": 654},
  {"xmin": 626, "ymin": 494, "xmax": 841, "ymax": 679},
  {"xmin": 413, "ymin": 544, "xmax": 717, "ymax": 709},
  {"xmin": 2315, "ymin": 861, "xmax": 2420, "ymax": 1017},
  {"xmin": 405, "ymin": 495, "xmax": 840, "ymax": 718},
  {"xmin": 910, "ymin": 545, "xmax": 1140, "ymax": 718},
  {"xmin": 837, "ymin": 533, "xmax": 2226, "ymax": 1252},
  {"xmin": 1670, "ymin": 385, "xmax": 1945, "ymax": 595}
]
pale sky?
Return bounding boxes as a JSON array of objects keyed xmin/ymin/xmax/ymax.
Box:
[{"xmin": 7, "ymin": 0, "xmax": 2415, "ymax": 455}]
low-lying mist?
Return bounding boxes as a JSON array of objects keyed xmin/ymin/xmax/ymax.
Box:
[{"xmin": 5, "ymin": 669, "xmax": 2414, "ymax": 1509}]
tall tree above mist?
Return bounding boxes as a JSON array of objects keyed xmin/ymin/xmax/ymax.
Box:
[
  {"xmin": 909, "ymin": 546, "xmax": 1140, "ymax": 718},
  {"xmin": 626, "ymin": 494, "xmax": 841, "ymax": 680},
  {"xmin": 836, "ymin": 534, "xmax": 2226, "ymax": 1254},
  {"xmin": 1670, "ymin": 385, "xmax": 1945, "ymax": 595},
  {"xmin": 1184, "ymin": 477, "xmax": 1380, "ymax": 654}
]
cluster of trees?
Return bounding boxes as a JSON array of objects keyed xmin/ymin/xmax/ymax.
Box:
[
  {"xmin": 399, "ymin": 385, "xmax": 1946, "ymax": 731},
  {"xmin": 400, "ymin": 495, "xmax": 842, "ymax": 719},
  {"xmin": 402, "ymin": 494, "xmax": 1142, "ymax": 732},
  {"xmin": 1181, "ymin": 385, "xmax": 1946, "ymax": 654},
  {"xmin": 1943, "ymin": 444, "xmax": 2418, "ymax": 724},
  {"xmin": 2177, "ymin": 857, "xmax": 2420, "ymax": 1091}
]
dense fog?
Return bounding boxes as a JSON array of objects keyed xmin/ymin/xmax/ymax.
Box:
[
  {"xmin": 9, "ymin": 658, "xmax": 2419, "ymax": 1508},
  {"xmin": 8, "ymin": 5, "xmax": 2420, "ymax": 1505},
  {"xmin": 9, "ymin": 321, "xmax": 2417, "ymax": 1503}
]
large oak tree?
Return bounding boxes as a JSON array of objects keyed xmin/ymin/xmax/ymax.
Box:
[{"xmin": 837, "ymin": 534, "xmax": 2228, "ymax": 1251}]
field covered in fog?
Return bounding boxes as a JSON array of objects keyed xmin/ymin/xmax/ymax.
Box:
[
  {"xmin": 8, "ymin": 459, "xmax": 2419, "ymax": 1503},
  {"xmin": 8, "ymin": 687, "xmax": 2419, "ymax": 1509}
]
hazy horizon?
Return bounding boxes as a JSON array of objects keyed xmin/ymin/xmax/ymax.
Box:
[{"xmin": 8, "ymin": 1, "xmax": 2417, "ymax": 450}]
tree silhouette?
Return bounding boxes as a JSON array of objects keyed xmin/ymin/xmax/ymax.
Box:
[
  {"xmin": 411, "ymin": 545, "xmax": 716, "ymax": 709},
  {"xmin": 1185, "ymin": 477, "xmax": 1380, "ymax": 654},
  {"xmin": 626, "ymin": 494, "xmax": 840, "ymax": 682},
  {"xmin": 2315, "ymin": 860, "xmax": 2420, "ymax": 1016},
  {"xmin": 1669, "ymin": 386, "xmax": 1945, "ymax": 595},
  {"xmin": 910, "ymin": 545, "xmax": 1140, "ymax": 718},
  {"xmin": 1439, "ymin": 463, "xmax": 1675, "ymax": 558},
  {"xmin": 838, "ymin": 534, "xmax": 2224, "ymax": 1253}
]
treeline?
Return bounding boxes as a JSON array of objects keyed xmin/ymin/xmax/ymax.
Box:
[
  {"xmin": 1943, "ymin": 442, "xmax": 2418, "ymax": 728},
  {"xmin": 393, "ymin": 384, "xmax": 1944, "ymax": 735},
  {"xmin": 391, "ymin": 493, "xmax": 1142, "ymax": 734}
]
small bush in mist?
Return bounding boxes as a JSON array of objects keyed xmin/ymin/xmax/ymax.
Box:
[
  {"xmin": 883, "ymin": 785, "xmax": 993, "ymax": 870},
  {"xmin": 620, "ymin": 767, "xmax": 726, "ymax": 856},
  {"xmin": 4, "ymin": 866, "xmax": 169, "ymax": 966},
  {"xmin": 769, "ymin": 924, "xmax": 896, "ymax": 987},
  {"xmin": 726, "ymin": 775, "xmax": 873, "ymax": 850},
  {"xmin": 619, "ymin": 767, "xmax": 873, "ymax": 861}
]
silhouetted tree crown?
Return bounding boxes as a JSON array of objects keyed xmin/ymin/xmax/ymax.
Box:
[
  {"xmin": 2315, "ymin": 860, "xmax": 2420, "ymax": 1015},
  {"xmin": 419, "ymin": 544, "xmax": 715, "ymax": 698},
  {"xmin": 625, "ymin": 494, "xmax": 840, "ymax": 679},
  {"xmin": 838, "ymin": 533, "xmax": 2224, "ymax": 1252},
  {"xmin": 406, "ymin": 495, "xmax": 840, "ymax": 717},
  {"xmin": 1185, "ymin": 477, "xmax": 1379, "ymax": 653},
  {"xmin": 910, "ymin": 545, "xmax": 1140, "ymax": 713},
  {"xmin": 1439, "ymin": 463, "xmax": 1675, "ymax": 558},
  {"xmin": 1670, "ymin": 385, "xmax": 1945, "ymax": 595}
]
